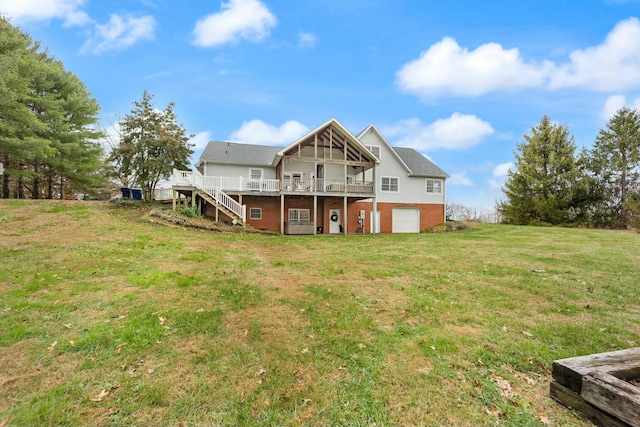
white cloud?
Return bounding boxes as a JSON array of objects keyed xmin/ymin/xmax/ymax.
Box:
[
  {"xmin": 230, "ymin": 120, "xmax": 309, "ymax": 145},
  {"xmin": 488, "ymin": 162, "xmax": 513, "ymax": 189},
  {"xmin": 448, "ymin": 171, "xmax": 474, "ymax": 187},
  {"xmin": 189, "ymin": 131, "xmax": 212, "ymax": 150},
  {"xmin": 298, "ymin": 31, "xmax": 317, "ymax": 48},
  {"xmin": 0, "ymin": 0, "xmax": 91, "ymax": 26},
  {"xmin": 550, "ymin": 17, "xmax": 640, "ymax": 91},
  {"xmin": 396, "ymin": 37, "xmax": 550, "ymax": 98},
  {"xmin": 80, "ymin": 14, "xmax": 155, "ymax": 54},
  {"xmin": 383, "ymin": 113, "xmax": 495, "ymax": 151},
  {"xmin": 192, "ymin": 0, "xmax": 277, "ymax": 48},
  {"xmin": 601, "ymin": 94, "xmax": 640, "ymax": 120},
  {"xmin": 396, "ymin": 17, "xmax": 640, "ymax": 99},
  {"xmin": 492, "ymin": 162, "xmax": 513, "ymax": 177}
]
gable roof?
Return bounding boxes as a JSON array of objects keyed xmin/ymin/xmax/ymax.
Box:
[
  {"xmin": 357, "ymin": 124, "xmax": 448, "ymax": 178},
  {"xmin": 392, "ymin": 147, "xmax": 449, "ymax": 178},
  {"xmin": 279, "ymin": 118, "xmax": 379, "ymax": 164},
  {"xmin": 197, "ymin": 141, "xmax": 281, "ymax": 167}
]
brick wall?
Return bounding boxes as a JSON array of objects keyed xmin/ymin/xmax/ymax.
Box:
[
  {"xmin": 202, "ymin": 194, "xmax": 444, "ymax": 234},
  {"xmin": 352, "ymin": 201, "xmax": 444, "ymax": 233}
]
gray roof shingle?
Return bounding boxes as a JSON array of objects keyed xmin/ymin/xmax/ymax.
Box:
[
  {"xmin": 198, "ymin": 141, "xmax": 281, "ymax": 166},
  {"xmin": 392, "ymin": 147, "xmax": 449, "ymax": 178}
]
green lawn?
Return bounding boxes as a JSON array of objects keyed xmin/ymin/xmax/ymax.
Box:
[{"xmin": 1, "ymin": 200, "xmax": 638, "ymax": 426}]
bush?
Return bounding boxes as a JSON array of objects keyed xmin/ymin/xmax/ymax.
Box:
[
  {"xmin": 423, "ymin": 221, "xmax": 471, "ymax": 233},
  {"xmin": 179, "ymin": 206, "xmax": 201, "ymax": 218}
]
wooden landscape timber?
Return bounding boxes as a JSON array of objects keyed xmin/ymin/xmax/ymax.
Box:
[{"xmin": 551, "ymin": 347, "xmax": 640, "ymax": 427}]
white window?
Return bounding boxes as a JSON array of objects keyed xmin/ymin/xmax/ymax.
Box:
[
  {"xmin": 381, "ymin": 177, "xmax": 399, "ymax": 192},
  {"xmin": 249, "ymin": 208, "xmax": 262, "ymax": 220},
  {"xmin": 367, "ymin": 145, "xmax": 381, "ymax": 160},
  {"xmin": 426, "ymin": 179, "xmax": 443, "ymax": 194},
  {"xmin": 288, "ymin": 208, "xmax": 310, "ymax": 222},
  {"xmin": 250, "ymin": 168, "xmax": 263, "ymax": 180}
]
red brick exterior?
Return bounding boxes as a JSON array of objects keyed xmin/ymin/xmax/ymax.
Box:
[
  {"xmin": 202, "ymin": 194, "xmax": 444, "ymax": 234},
  {"xmin": 352, "ymin": 201, "xmax": 445, "ymax": 233}
]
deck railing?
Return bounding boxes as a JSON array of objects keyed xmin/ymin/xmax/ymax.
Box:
[
  {"xmin": 174, "ymin": 170, "xmax": 375, "ymax": 196},
  {"xmin": 173, "ymin": 169, "xmax": 246, "ymax": 222}
]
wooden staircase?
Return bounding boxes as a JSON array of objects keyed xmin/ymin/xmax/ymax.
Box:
[
  {"xmin": 173, "ymin": 169, "xmax": 246, "ymax": 225},
  {"xmin": 196, "ymin": 189, "xmax": 244, "ymax": 225}
]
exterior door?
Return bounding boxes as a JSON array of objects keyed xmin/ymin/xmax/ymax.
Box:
[
  {"xmin": 316, "ymin": 164, "xmax": 324, "ymax": 191},
  {"xmin": 392, "ymin": 208, "xmax": 420, "ymax": 233},
  {"xmin": 329, "ymin": 209, "xmax": 341, "ymax": 234}
]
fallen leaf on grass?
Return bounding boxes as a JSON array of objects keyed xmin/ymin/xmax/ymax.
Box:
[
  {"xmin": 538, "ymin": 415, "xmax": 552, "ymax": 426},
  {"xmin": 1, "ymin": 418, "xmax": 11, "ymax": 427},
  {"xmin": 522, "ymin": 331, "xmax": 533, "ymax": 337},
  {"xmin": 47, "ymin": 341, "xmax": 58, "ymax": 351},
  {"xmin": 494, "ymin": 375, "xmax": 516, "ymax": 399},
  {"xmin": 158, "ymin": 316, "xmax": 165, "ymax": 326},
  {"xmin": 116, "ymin": 343, "xmax": 127, "ymax": 354},
  {"xmin": 90, "ymin": 389, "xmax": 109, "ymax": 402}
]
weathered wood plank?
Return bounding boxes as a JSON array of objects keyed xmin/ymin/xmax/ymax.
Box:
[
  {"xmin": 581, "ymin": 371, "xmax": 640, "ymax": 427},
  {"xmin": 550, "ymin": 381, "xmax": 631, "ymax": 427},
  {"xmin": 553, "ymin": 348, "xmax": 640, "ymax": 393}
]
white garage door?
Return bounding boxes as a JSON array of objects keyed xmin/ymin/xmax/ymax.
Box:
[{"xmin": 392, "ymin": 208, "xmax": 420, "ymax": 233}]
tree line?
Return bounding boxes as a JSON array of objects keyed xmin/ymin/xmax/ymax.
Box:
[
  {"xmin": 499, "ymin": 110, "xmax": 640, "ymax": 229},
  {"xmin": 0, "ymin": 18, "xmax": 192, "ymax": 201}
]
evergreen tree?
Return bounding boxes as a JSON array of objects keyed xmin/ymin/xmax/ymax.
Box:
[
  {"xmin": 0, "ymin": 17, "xmax": 104, "ymax": 199},
  {"xmin": 500, "ymin": 116, "xmax": 583, "ymax": 225},
  {"xmin": 109, "ymin": 90, "xmax": 193, "ymax": 201},
  {"xmin": 586, "ymin": 107, "xmax": 640, "ymax": 228}
]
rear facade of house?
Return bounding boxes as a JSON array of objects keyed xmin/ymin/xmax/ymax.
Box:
[{"xmin": 172, "ymin": 118, "xmax": 448, "ymax": 234}]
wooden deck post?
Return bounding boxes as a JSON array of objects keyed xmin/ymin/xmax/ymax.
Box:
[
  {"xmin": 343, "ymin": 196, "xmax": 348, "ymax": 234},
  {"xmin": 280, "ymin": 194, "xmax": 285, "ymax": 235}
]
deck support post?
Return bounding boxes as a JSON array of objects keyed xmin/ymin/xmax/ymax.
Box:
[
  {"xmin": 172, "ymin": 189, "xmax": 176, "ymax": 211},
  {"xmin": 280, "ymin": 194, "xmax": 285, "ymax": 235},
  {"xmin": 313, "ymin": 194, "xmax": 318, "ymax": 235},
  {"xmin": 343, "ymin": 196, "xmax": 348, "ymax": 235}
]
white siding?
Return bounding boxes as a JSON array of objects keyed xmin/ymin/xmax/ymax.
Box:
[{"xmin": 358, "ymin": 130, "xmax": 445, "ymax": 204}]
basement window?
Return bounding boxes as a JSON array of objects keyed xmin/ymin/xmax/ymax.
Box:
[{"xmin": 249, "ymin": 208, "xmax": 262, "ymax": 220}]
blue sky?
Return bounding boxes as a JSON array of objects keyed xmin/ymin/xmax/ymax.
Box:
[{"xmin": 3, "ymin": 0, "xmax": 640, "ymax": 208}]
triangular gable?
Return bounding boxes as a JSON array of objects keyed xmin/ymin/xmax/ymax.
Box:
[
  {"xmin": 357, "ymin": 124, "xmax": 412, "ymax": 173},
  {"xmin": 357, "ymin": 124, "xmax": 449, "ymax": 178},
  {"xmin": 279, "ymin": 118, "xmax": 379, "ymax": 164}
]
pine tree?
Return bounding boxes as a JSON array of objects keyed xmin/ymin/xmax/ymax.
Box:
[
  {"xmin": 586, "ymin": 107, "xmax": 640, "ymax": 228},
  {"xmin": 0, "ymin": 17, "xmax": 104, "ymax": 199},
  {"xmin": 108, "ymin": 90, "xmax": 193, "ymax": 201},
  {"xmin": 500, "ymin": 116, "xmax": 582, "ymax": 225}
]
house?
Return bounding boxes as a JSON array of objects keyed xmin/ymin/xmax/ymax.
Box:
[{"xmin": 172, "ymin": 118, "xmax": 448, "ymax": 234}]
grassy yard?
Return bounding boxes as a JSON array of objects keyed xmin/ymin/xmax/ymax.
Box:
[{"xmin": 1, "ymin": 200, "xmax": 638, "ymax": 426}]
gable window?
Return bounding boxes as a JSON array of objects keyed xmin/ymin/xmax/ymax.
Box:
[
  {"xmin": 381, "ymin": 177, "xmax": 399, "ymax": 192},
  {"xmin": 249, "ymin": 208, "xmax": 262, "ymax": 220},
  {"xmin": 288, "ymin": 208, "xmax": 310, "ymax": 222},
  {"xmin": 426, "ymin": 179, "xmax": 443, "ymax": 194},
  {"xmin": 367, "ymin": 145, "xmax": 381, "ymax": 160}
]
